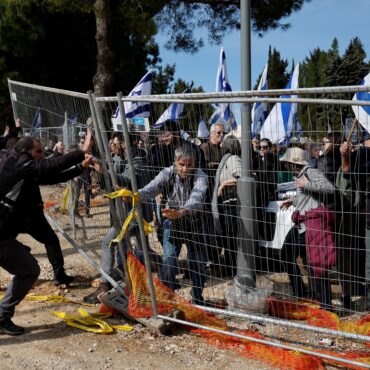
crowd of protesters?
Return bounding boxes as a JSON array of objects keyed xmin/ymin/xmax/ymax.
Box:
[
  {"xmin": 0, "ymin": 116, "xmax": 369, "ymax": 335},
  {"xmin": 85, "ymin": 120, "xmax": 369, "ymax": 312}
]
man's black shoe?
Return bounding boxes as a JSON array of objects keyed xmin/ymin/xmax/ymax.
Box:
[
  {"xmin": 53, "ymin": 272, "xmax": 75, "ymax": 286},
  {"xmin": 0, "ymin": 319, "xmax": 25, "ymax": 336}
]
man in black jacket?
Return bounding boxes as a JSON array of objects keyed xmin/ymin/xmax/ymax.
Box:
[{"xmin": 0, "ymin": 134, "xmax": 92, "ymax": 335}]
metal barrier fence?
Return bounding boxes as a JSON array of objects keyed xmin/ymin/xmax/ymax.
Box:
[{"xmin": 7, "ymin": 79, "xmax": 370, "ymax": 368}]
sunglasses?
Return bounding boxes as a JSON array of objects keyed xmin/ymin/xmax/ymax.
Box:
[
  {"xmin": 258, "ymin": 145, "xmax": 269, "ymax": 150},
  {"xmin": 213, "ymin": 131, "xmax": 224, "ymax": 135}
]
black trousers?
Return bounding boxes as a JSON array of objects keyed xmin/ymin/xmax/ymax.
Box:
[
  {"xmin": 281, "ymin": 227, "xmax": 332, "ymax": 307},
  {"xmin": 219, "ymin": 201, "xmax": 238, "ymax": 275},
  {"xmin": 281, "ymin": 227, "xmax": 308, "ymax": 298},
  {"xmin": 0, "ymin": 238, "xmax": 40, "ymax": 319},
  {"xmin": 21, "ymin": 211, "xmax": 65, "ymax": 276},
  {"xmin": 336, "ymin": 211, "xmax": 366, "ymax": 298}
]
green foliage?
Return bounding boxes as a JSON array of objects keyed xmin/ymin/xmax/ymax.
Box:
[
  {"xmin": 267, "ymin": 46, "xmax": 289, "ymax": 90},
  {"xmin": 152, "ymin": 64, "xmax": 176, "ymax": 94},
  {"xmin": 0, "ymin": 0, "xmax": 162, "ymax": 128},
  {"xmin": 299, "ymin": 48, "xmax": 328, "ymax": 135},
  {"xmin": 156, "ymin": 0, "xmax": 312, "ymax": 53},
  {"xmin": 337, "ymin": 37, "xmax": 368, "ymax": 86}
]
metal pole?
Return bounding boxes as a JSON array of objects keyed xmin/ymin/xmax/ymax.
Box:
[
  {"xmin": 64, "ymin": 112, "xmax": 77, "ymax": 239},
  {"xmin": 116, "ymin": 92, "xmax": 158, "ymax": 318},
  {"xmin": 7, "ymin": 79, "xmax": 18, "ymax": 126},
  {"xmin": 237, "ymin": 0, "xmax": 256, "ymax": 288},
  {"xmin": 87, "ymin": 92, "xmax": 114, "ymax": 195},
  {"xmin": 88, "ymin": 91, "xmax": 132, "ymax": 291}
]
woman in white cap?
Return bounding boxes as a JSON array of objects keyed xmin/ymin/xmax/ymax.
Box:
[{"xmin": 280, "ymin": 147, "xmax": 336, "ymax": 308}]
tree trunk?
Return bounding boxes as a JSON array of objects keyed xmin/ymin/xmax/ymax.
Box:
[{"xmin": 93, "ymin": 0, "xmax": 115, "ymax": 96}]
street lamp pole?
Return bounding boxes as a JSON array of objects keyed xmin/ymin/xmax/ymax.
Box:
[{"xmin": 237, "ymin": 0, "xmax": 256, "ymax": 289}]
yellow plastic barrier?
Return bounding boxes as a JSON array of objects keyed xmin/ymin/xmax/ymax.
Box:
[
  {"xmin": 52, "ymin": 308, "xmax": 133, "ymax": 334},
  {"xmin": 25, "ymin": 294, "xmax": 95, "ymax": 307},
  {"xmin": 104, "ymin": 188, "xmax": 154, "ymax": 244},
  {"xmin": 61, "ymin": 185, "xmax": 70, "ymax": 211},
  {"xmin": 0, "ymin": 293, "xmax": 93, "ymax": 306}
]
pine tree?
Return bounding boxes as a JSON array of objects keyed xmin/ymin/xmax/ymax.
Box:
[
  {"xmin": 337, "ymin": 37, "xmax": 368, "ymax": 86},
  {"xmin": 334, "ymin": 38, "xmax": 368, "ymax": 128},
  {"xmin": 299, "ymin": 48, "xmax": 328, "ymax": 136},
  {"xmin": 325, "ymin": 38, "xmax": 341, "ymax": 86},
  {"xmin": 267, "ymin": 46, "xmax": 289, "ymax": 89},
  {"xmin": 322, "ymin": 38, "xmax": 344, "ymax": 132}
]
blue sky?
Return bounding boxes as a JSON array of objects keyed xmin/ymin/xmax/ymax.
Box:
[{"xmin": 155, "ymin": 0, "xmax": 370, "ymax": 92}]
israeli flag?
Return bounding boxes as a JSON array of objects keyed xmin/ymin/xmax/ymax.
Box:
[
  {"xmin": 212, "ymin": 47, "xmax": 237, "ymax": 132},
  {"xmin": 197, "ymin": 118, "xmax": 210, "ymax": 138},
  {"xmin": 296, "ymin": 121, "xmax": 303, "ymax": 137},
  {"xmin": 352, "ymin": 71, "xmax": 370, "ymax": 133},
  {"xmin": 113, "ymin": 71, "xmax": 152, "ymax": 121},
  {"xmin": 251, "ymin": 63, "xmax": 268, "ymax": 136},
  {"xmin": 260, "ymin": 64, "xmax": 299, "ymax": 144},
  {"xmin": 152, "ymin": 102, "xmax": 185, "ymax": 129}
]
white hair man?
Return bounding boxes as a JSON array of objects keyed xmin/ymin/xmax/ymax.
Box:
[{"xmin": 135, "ymin": 146, "xmax": 208, "ymax": 304}]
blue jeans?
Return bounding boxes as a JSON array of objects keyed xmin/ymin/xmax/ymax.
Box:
[
  {"xmin": 159, "ymin": 218, "xmax": 207, "ymax": 303},
  {"xmin": 100, "ymin": 224, "xmax": 159, "ymax": 283}
]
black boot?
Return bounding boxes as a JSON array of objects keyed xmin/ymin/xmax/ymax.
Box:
[
  {"xmin": 0, "ymin": 318, "xmax": 25, "ymax": 336},
  {"xmin": 54, "ymin": 269, "xmax": 74, "ymax": 286}
]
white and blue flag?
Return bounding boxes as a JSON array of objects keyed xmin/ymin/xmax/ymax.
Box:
[
  {"xmin": 197, "ymin": 118, "xmax": 210, "ymax": 138},
  {"xmin": 152, "ymin": 102, "xmax": 185, "ymax": 129},
  {"xmin": 251, "ymin": 63, "xmax": 268, "ymax": 136},
  {"xmin": 296, "ymin": 121, "xmax": 303, "ymax": 138},
  {"xmin": 352, "ymin": 71, "xmax": 370, "ymax": 133},
  {"xmin": 260, "ymin": 64, "xmax": 299, "ymax": 144},
  {"xmin": 210, "ymin": 47, "xmax": 236, "ymax": 132},
  {"xmin": 113, "ymin": 71, "xmax": 152, "ymax": 121}
]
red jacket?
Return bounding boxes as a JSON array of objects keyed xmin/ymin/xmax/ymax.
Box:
[{"xmin": 292, "ymin": 206, "xmax": 335, "ymax": 277}]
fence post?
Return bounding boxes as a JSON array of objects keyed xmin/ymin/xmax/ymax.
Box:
[
  {"xmin": 116, "ymin": 92, "xmax": 158, "ymax": 318},
  {"xmin": 64, "ymin": 111, "xmax": 77, "ymax": 239},
  {"xmin": 237, "ymin": 0, "xmax": 256, "ymax": 289},
  {"xmin": 7, "ymin": 79, "xmax": 18, "ymax": 128},
  {"xmin": 87, "ymin": 91, "xmax": 132, "ymax": 292}
]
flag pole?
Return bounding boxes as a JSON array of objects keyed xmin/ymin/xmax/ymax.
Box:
[{"xmin": 238, "ymin": 0, "xmax": 256, "ymax": 289}]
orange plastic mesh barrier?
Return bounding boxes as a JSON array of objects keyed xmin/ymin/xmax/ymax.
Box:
[
  {"xmin": 126, "ymin": 253, "xmax": 370, "ymax": 369},
  {"xmin": 43, "ymin": 200, "xmax": 58, "ymax": 209},
  {"xmin": 192, "ymin": 328, "xmax": 325, "ymax": 370},
  {"xmin": 267, "ymin": 297, "xmax": 370, "ymax": 339},
  {"xmin": 127, "ymin": 252, "xmax": 226, "ymax": 329},
  {"xmin": 195, "ymin": 328, "xmax": 370, "ymax": 370}
]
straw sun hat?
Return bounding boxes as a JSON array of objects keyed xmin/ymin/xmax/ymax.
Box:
[{"xmin": 280, "ymin": 147, "xmax": 308, "ymax": 166}]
